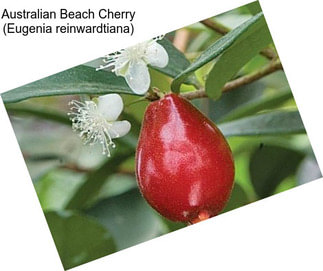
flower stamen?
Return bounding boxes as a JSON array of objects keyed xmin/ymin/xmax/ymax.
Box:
[{"xmin": 68, "ymin": 100, "xmax": 117, "ymax": 156}]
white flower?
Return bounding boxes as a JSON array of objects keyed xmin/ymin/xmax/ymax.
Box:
[
  {"xmin": 97, "ymin": 37, "xmax": 169, "ymax": 95},
  {"xmin": 68, "ymin": 94, "xmax": 131, "ymax": 157}
]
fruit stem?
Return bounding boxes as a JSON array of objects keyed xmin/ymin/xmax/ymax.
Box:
[
  {"xmin": 145, "ymin": 87, "xmax": 166, "ymax": 101},
  {"xmin": 125, "ymin": 97, "xmax": 147, "ymax": 107}
]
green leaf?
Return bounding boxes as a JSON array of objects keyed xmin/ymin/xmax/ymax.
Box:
[
  {"xmin": 156, "ymin": 38, "xmax": 193, "ymax": 80},
  {"xmin": 65, "ymin": 149, "xmax": 134, "ymax": 210},
  {"xmin": 245, "ymin": 1, "xmax": 262, "ymax": 15},
  {"xmin": 222, "ymin": 182, "xmax": 250, "ymax": 213},
  {"xmin": 35, "ymin": 169, "xmax": 85, "ymax": 211},
  {"xmin": 218, "ymin": 110, "xmax": 306, "ymax": 137},
  {"xmin": 2, "ymin": 38, "xmax": 195, "ymax": 103},
  {"xmin": 193, "ymin": 81, "xmax": 265, "ymax": 122},
  {"xmin": 1, "ymin": 65, "xmax": 135, "ymax": 104},
  {"xmin": 205, "ymin": 15, "xmax": 272, "ymax": 99},
  {"xmin": 171, "ymin": 12, "xmax": 264, "ymax": 92},
  {"xmin": 249, "ymin": 145, "xmax": 304, "ymax": 198},
  {"xmin": 159, "ymin": 217, "xmax": 186, "ymax": 232},
  {"xmin": 220, "ymin": 90, "xmax": 293, "ymax": 122},
  {"xmin": 87, "ymin": 189, "xmax": 167, "ymax": 250},
  {"xmin": 88, "ymin": 173, "xmax": 138, "ymax": 205},
  {"xmin": 45, "ymin": 210, "xmax": 116, "ymax": 270}
]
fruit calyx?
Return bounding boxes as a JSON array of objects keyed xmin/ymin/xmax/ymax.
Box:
[{"xmin": 145, "ymin": 87, "xmax": 166, "ymax": 101}]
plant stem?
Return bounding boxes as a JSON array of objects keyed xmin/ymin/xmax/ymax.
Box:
[
  {"xmin": 223, "ymin": 59, "xmax": 282, "ymax": 92},
  {"xmin": 200, "ymin": 19, "xmax": 230, "ymax": 35},
  {"xmin": 200, "ymin": 18, "xmax": 277, "ymax": 60},
  {"xmin": 125, "ymin": 97, "xmax": 147, "ymax": 107},
  {"xmin": 181, "ymin": 59, "xmax": 283, "ymax": 100}
]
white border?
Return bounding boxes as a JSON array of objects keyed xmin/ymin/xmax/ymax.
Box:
[{"xmin": 1, "ymin": 0, "xmax": 323, "ymax": 270}]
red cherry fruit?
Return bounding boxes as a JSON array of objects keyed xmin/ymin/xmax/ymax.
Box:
[{"xmin": 135, "ymin": 93, "xmax": 234, "ymax": 224}]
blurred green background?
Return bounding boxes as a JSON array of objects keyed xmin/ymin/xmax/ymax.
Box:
[{"xmin": 2, "ymin": 2, "xmax": 321, "ymax": 270}]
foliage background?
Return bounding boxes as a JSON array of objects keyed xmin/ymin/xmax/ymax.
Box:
[{"xmin": 1, "ymin": 2, "xmax": 321, "ymax": 270}]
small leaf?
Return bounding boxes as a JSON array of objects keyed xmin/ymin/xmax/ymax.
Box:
[
  {"xmin": 1, "ymin": 65, "xmax": 135, "ymax": 104},
  {"xmin": 249, "ymin": 145, "xmax": 304, "ymax": 198},
  {"xmin": 205, "ymin": 15, "xmax": 272, "ymax": 99},
  {"xmin": 218, "ymin": 110, "xmax": 306, "ymax": 137},
  {"xmin": 45, "ymin": 210, "xmax": 116, "ymax": 270},
  {"xmin": 87, "ymin": 189, "xmax": 166, "ymax": 250},
  {"xmin": 171, "ymin": 12, "xmax": 265, "ymax": 92}
]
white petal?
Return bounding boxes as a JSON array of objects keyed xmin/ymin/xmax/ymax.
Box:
[
  {"xmin": 125, "ymin": 60, "xmax": 150, "ymax": 95},
  {"xmin": 115, "ymin": 61, "xmax": 129, "ymax": 77},
  {"xmin": 97, "ymin": 94, "xmax": 123, "ymax": 121},
  {"xmin": 108, "ymin": 120, "xmax": 131, "ymax": 139},
  {"xmin": 145, "ymin": 41, "xmax": 169, "ymax": 68},
  {"xmin": 114, "ymin": 53, "xmax": 130, "ymax": 76}
]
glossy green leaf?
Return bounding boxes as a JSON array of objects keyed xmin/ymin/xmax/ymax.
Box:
[
  {"xmin": 171, "ymin": 12, "xmax": 264, "ymax": 92},
  {"xmin": 205, "ymin": 15, "xmax": 272, "ymax": 99},
  {"xmin": 218, "ymin": 110, "xmax": 306, "ymax": 137},
  {"xmin": 65, "ymin": 149, "xmax": 135, "ymax": 210},
  {"xmin": 1, "ymin": 65, "xmax": 135, "ymax": 104},
  {"xmin": 249, "ymin": 145, "xmax": 304, "ymax": 198},
  {"xmin": 87, "ymin": 189, "xmax": 166, "ymax": 250},
  {"xmin": 220, "ymin": 90, "xmax": 293, "ymax": 122},
  {"xmin": 45, "ymin": 211, "xmax": 116, "ymax": 270}
]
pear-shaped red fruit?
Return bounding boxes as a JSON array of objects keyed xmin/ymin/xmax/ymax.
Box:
[{"xmin": 135, "ymin": 93, "xmax": 234, "ymax": 223}]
